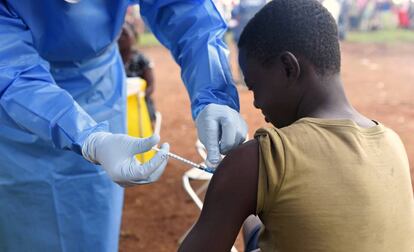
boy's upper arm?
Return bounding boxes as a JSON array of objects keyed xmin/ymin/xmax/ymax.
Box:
[{"xmin": 178, "ymin": 139, "xmax": 259, "ymax": 252}]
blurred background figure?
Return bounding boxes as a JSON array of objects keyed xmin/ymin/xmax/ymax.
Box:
[
  {"xmin": 410, "ymin": 0, "xmax": 414, "ymax": 28},
  {"xmin": 231, "ymin": 0, "xmax": 267, "ymax": 43},
  {"xmin": 318, "ymin": 0, "xmax": 414, "ymax": 39},
  {"xmin": 321, "ymin": 0, "xmax": 351, "ymax": 40},
  {"xmin": 338, "ymin": 0, "xmax": 352, "ymax": 39},
  {"xmin": 118, "ymin": 22, "xmax": 156, "ymax": 122},
  {"xmin": 213, "ymin": 0, "xmax": 238, "ymax": 23},
  {"xmin": 230, "ymin": 0, "xmax": 267, "ymax": 86},
  {"xmin": 396, "ymin": 0, "xmax": 413, "ymax": 28},
  {"xmin": 347, "ymin": 0, "xmax": 407, "ymax": 31}
]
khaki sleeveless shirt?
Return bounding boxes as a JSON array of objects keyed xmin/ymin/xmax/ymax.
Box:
[{"xmin": 255, "ymin": 118, "xmax": 414, "ymax": 252}]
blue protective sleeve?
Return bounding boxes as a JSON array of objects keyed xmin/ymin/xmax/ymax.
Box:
[
  {"xmin": 138, "ymin": 0, "xmax": 240, "ymax": 119},
  {"xmin": 0, "ymin": 2, "xmax": 108, "ymax": 154}
]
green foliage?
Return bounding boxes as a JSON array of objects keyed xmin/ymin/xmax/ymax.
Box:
[{"xmin": 347, "ymin": 29, "xmax": 414, "ymax": 44}]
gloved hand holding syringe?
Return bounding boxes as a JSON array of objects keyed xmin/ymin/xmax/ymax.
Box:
[{"xmin": 152, "ymin": 147, "xmax": 215, "ymax": 174}]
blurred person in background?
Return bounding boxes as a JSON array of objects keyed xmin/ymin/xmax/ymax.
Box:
[
  {"xmin": 118, "ymin": 23, "xmax": 157, "ymax": 122},
  {"xmin": 214, "ymin": 0, "xmax": 238, "ymax": 23},
  {"xmin": 0, "ymin": 0, "xmax": 247, "ymax": 251},
  {"xmin": 397, "ymin": 0, "xmax": 413, "ymax": 28},
  {"xmin": 356, "ymin": 0, "xmax": 397, "ymax": 31},
  {"xmin": 338, "ymin": 0, "xmax": 352, "ymax": 39},
  {"xmin": 231, "ymin": 0, "xmax": 267, "ymax": 45},
  {"xmin": 231, "ymin": 0, "xmax": 267, "ymax": 86},
  {"xmin": 410, "ymin": 0, "xmax": 414, "ymax": 28}
]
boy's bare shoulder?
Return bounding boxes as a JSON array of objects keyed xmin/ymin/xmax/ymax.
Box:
[
  {"xmin": 210, "ymin": 139, "xmax": 259, "ymax": 200},
  {"xmin": 216, "ymin": 139, "xmax": 259, "ymax": 176}
]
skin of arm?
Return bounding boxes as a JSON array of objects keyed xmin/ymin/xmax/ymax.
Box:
[
  {"xmin": 178, "ymin": 139, "xmax": 259, "ymax": 252},
  {"xmin": 142, "ymin": 67, "xmax": 155, "ymax": 97}
]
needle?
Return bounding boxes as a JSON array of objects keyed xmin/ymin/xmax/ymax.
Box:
[{"xmin": 152, "ymin": 147, "xmax": 215, "ymax": 174}]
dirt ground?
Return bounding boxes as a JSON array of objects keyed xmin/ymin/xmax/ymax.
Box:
[{"xmin": 119, "ymin": 41, "xmax": 414, "ymax": 252}]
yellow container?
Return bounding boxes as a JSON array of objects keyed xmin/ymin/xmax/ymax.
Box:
[{"xmin": 126, "ymin": 77, "xmax": 155, "ymax": 163}]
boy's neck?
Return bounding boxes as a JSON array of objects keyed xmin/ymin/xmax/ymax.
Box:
[{"xmin": 296, "ymin": 74, "xmax": 375, "ymax": 128}]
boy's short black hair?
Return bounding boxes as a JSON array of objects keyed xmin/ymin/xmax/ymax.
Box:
[{"xmin": 238, "ymin": 0, "xmax": 341, "ymax": 75}]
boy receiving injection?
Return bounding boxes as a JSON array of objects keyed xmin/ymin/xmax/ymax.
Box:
[{"xmin": 178, "ymin": 0, "xmax": 414, "ymax": 251}]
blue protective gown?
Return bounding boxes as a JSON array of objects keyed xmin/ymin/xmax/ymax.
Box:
[{"xmin": 0, "ymin": 0, "xmax": 239, "ymax": 251}]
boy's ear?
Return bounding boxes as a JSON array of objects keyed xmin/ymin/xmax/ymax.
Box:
[{"xmin": 280, "ymin": 51, "xmax": 300, "ymax": 83}]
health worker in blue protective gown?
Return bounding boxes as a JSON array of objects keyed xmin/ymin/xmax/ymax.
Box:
[{"xmin": 0, "ymin": 0, "xmax": 247, "ymax": 251}]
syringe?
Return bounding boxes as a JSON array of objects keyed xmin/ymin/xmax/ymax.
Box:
[{"xmin": 152, "ymin": 147, "xmax": 215, "ymax": 174}]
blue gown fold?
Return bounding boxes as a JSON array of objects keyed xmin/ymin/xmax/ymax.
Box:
[{"xmin": 139, "ymin": 0, "xmax": 240, "ymax": 118}]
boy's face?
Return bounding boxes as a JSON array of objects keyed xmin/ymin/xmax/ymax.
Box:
[{"xmin": 238, "ymin": 48, "xmax": 301, "ymax": 127}]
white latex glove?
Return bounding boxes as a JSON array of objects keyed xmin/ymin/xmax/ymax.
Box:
[
  {"xmin": 195, "ymin": 104, "xmax": 248, "ymax": 168},
  {"xmin": 82, "ymin": 132, "xmax": 169, "ymax": 187}
]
